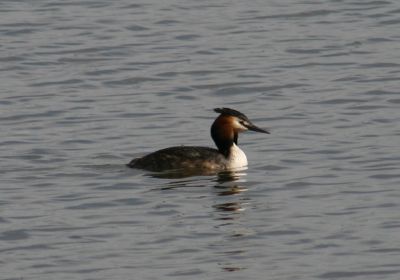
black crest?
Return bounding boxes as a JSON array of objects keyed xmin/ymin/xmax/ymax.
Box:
[{"xmin": 214, "ymin": 108, "xmax": 248, "ymax": 120}]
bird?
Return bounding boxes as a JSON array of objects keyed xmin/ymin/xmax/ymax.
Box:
[{"xmin": 127, "ymin": 108, "xmax": 269, "ymax": 172}]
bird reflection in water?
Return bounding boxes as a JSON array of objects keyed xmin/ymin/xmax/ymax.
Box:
[
  {"xmin": 151, "ymin": 168, "xmax": 248, "ymax": 196},
  {"xmin": 212, "ymin": 170, "xmax": 249, "ymax": 217},
  {"xmin": 146, "ymin": 169, "xmax": 251, "ymax": 273},
  {"xmin": 146, "ymin": 168, "xmax": 249, "ymax": 216},
  {"xmin": 213, "ymin": 170, "xmax": 252, "ymax": 273}
]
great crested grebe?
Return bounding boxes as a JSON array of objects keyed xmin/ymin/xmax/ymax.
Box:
[{"xmin": 127, "ymin": 108, "xmax": 269, "ymax": 171}]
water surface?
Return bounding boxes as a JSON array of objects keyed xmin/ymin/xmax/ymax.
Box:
[{"xmin": 1, "ymin": 0, "xmax": 400, "ymax": 279}]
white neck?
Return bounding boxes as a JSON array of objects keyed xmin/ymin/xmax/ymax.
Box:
[{"xmin": 226, "ymin": 144, "xmax": 248, "ymax": 169}]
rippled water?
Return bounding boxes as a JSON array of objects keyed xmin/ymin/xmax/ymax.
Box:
[{"xmin": 1, "ymin": 0, "xmax": 400, "ymax": 279}]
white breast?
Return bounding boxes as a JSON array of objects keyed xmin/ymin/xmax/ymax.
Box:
[{"xmin": 226, "ymin": 144, "xmax": 248, "ymax": 169}]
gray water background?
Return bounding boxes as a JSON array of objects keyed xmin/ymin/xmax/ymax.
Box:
[{"xmin": 1, "ymin": 0, "xmax": 400, "ymax": 279}]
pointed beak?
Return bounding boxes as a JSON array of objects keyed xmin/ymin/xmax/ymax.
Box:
[{"xmin": 245, "ymin": 121, "xmax": 270, "ymax": 134}]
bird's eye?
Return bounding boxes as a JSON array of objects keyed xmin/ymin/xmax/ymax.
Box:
[{"xmin": 239, "ymin": 120, "xmax": 248, "ymax": 128}]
